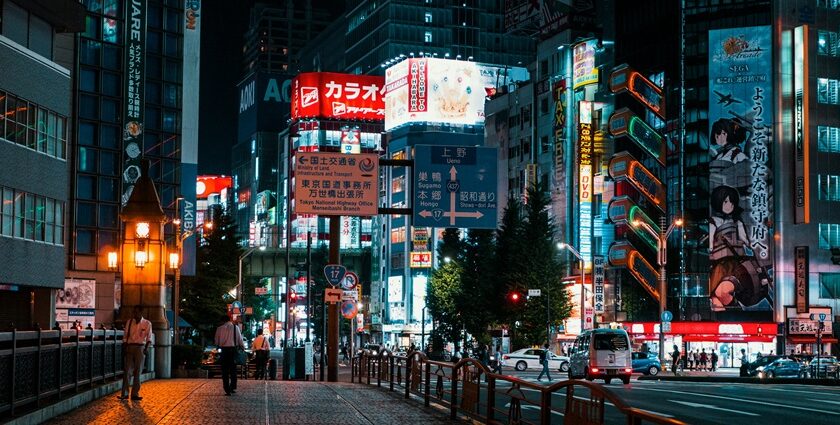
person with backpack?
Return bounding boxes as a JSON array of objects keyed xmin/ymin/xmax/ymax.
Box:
[
  {"xmin": 537, "ymin": 343, "xmax": 552, "ymax": 382},
  {"xmin": 252, "ymin": 328, "xmax": 270, "ymax": 380}
]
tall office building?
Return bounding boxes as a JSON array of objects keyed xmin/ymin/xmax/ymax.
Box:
[
  {"xmin": 0, "ymin": 0, "xmax": 84, "ymax": 328},
  {"xmin": 232, "ymin": 1, "xmax": 344, "ymax": 245},
  {"xmin": 66, "ymin": 0, "xmax": 192, "ymax": 328},
  {"xmin": 345, "ymin": 0, "xmax": 534, "ymax": 75},
  {"xmin": 607, "ymin": 0, "xmax": 840, "ymax": 357}
]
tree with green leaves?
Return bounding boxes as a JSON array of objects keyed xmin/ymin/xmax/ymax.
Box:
[
  {"xmin": 510, "ymin": 181, "xmax": 572, "ymax": 347},
  {"xmin": 457, "ymin": 229, "xmax": 496, "ymax": 344},
  {"xmin": 426, "ymin": 261, "xmax": 463, "ymax": 357},
  {"xmin": 180, "ymin": 208, "xmax": 241, "ymax": 344}
]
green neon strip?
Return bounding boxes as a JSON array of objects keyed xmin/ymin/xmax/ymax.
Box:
[
  {"xmin": 627, "ymin": 206, "xmax": 660, "ymax": 250},
  {"xmin": 628, "ymin": 116, "xmax": 664, "ymax": 162}
]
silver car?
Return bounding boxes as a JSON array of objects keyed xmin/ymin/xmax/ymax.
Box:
[{"xmin": 503, "ymin": 348, "xmax": 570, "ymax": 372}]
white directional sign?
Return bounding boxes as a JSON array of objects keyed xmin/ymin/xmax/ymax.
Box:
[{"xmin": 528, "ymin": 289, "xmax": 541, "ymax": 297}]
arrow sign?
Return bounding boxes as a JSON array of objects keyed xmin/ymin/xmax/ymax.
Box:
[
  {"xmin": 341, "ymin": 271, "xmax": 359, "ymax": 290},
  {"xmin": 669, "ymin": 400, "xmax": 758, "ymax": 416},
  {"xmin": 324, "ymin": 264, "xmax": 347, "ymax": 287},
  {"xmin": 324, "ymin": 288, "xmax": 342, "ymax": 304}
]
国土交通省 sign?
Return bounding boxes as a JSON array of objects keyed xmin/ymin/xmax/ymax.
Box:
[{"xmin": 294, "ymin": 152, "xmax": 378, "ymax": 216}]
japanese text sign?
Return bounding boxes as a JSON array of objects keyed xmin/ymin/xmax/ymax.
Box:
[
  {"xmin": 593, "ymin": 255, "xmax": 605, "ymax": 314},
  {"xmin": 413, "ymin": 145, "xmax": 498, "ymax": 229},
  {"xmin": 291, "ymin": 72, "xmax": 385, "ymax": 121},
  {"xmin": 294, "ymin": 152, "xmax": 378, "ymax": 216}
]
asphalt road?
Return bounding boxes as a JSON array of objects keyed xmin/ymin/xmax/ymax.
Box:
[{"xmin": 438, "ymin": 368, "xmax": 840, "ymax": 424}]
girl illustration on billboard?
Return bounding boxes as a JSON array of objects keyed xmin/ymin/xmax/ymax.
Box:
[
  {"xmin": 708, "ymin": 185, "xmax": 772, "ymax": 311},
  {"xmin": 710, "ymin": 117, "xmax": 748, "ymax": 164}
]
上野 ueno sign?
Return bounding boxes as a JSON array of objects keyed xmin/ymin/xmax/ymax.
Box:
[{"xmin": 294, "ymin": 152, "xmax": 379, "ymax": 216}]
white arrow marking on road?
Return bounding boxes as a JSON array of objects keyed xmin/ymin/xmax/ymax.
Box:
[
  {"xmin": 669, "ymin": 400, "xmax": 758, "ymax": 416},
  {"xmin": 634, "ymin": 387, "xmax": 840, "ymax": 415}
]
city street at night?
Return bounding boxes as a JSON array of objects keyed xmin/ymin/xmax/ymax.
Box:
[{"xmin": 2, "ymin": 0, "xmax": 840, "ymax": 424}]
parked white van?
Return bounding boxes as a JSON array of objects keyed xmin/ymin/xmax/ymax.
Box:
[{"xmin": 568, "ymin": 328, "xmax": 632, "ymax": 384}]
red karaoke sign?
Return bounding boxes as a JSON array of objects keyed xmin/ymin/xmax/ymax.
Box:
[{"xmin": 292, "ymin": 72, "xmax": 385, "ymax": 121}]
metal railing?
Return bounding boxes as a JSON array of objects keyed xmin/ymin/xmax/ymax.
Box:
[
  {"xmin": 0, "ymin": 329, "xmax": 126, "ymax": 416},
  {"xmin": 352, "ymin": 349, "xmax": 685, "ymax": 425}
]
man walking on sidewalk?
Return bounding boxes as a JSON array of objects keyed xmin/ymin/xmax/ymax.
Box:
[
  {"xmin": 537, "ymin": 343, "xmax": 552, "ymax": 382},
  {"xmin": 710, "ymin": 349, "xmax": 718, "ymax": 372},
  {"xmin": 119, "ymin": 305, "xmax": 152, "ymax": 401},
  {"xmin": 215, "ymin": 314, "xmax": 244, "ymax": 395},
  {"xmin": 671, "ymin": 345, "xmax": 681, "ymax": 376}
]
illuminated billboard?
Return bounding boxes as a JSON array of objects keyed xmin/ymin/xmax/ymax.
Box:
[
  {"xmin": 708, "ymin": 26, "xmax": 774, "ymax": 313},
  {"xmin": 384, "ymin": 57, "xmax": 528, "ymax": 131},
  {"xmin": 573, "ymin": 39, "xmax": 599, "ymax": 89},
  {"xmin": 291, "ymin": 72, "xmax": 385, "ymax": 121},
  {"xmin": 196, "ymin": 175, "xmax": 232, "ymax": 200}
]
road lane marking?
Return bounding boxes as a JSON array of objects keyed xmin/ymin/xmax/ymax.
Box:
[
  {"xmin": 810, "ymin": 399, "xmax": 840, "ymax": 406},
  {"xmin": 634, "ymin": 387, "xmax": 840, "ymax": 415},
  {"xmin": 264, "ymin": 381, "xmax": 270, "ymax": 425},
  {"xmin": 669, "ymin": 400, "xmax": 759, "ymax": 416},
  {"xmin": 504, "ymin": 402, "xmax": 564, "ymax": 416}
]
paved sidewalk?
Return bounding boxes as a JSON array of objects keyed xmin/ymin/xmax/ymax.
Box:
[{"xmin": 46, "ymin": 379, "xmax": 459, "ymax": 424}]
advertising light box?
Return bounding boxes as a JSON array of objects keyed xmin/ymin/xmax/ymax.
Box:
[
  {"xmin": 291, "ymin": 72, "xmax": 385, "ymax": 121},
  {"xmin": 384, "ymin": 58, "xmax": 528, "ymax": 131}
]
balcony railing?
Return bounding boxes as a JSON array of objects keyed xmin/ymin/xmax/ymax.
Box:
[
  {"xmin": 352, "ymin": 349, "xmax": 685, "ymax": 425},
  {"xmin": 0, "ymin": 329, "xmax": 127, "ymax": 416}
]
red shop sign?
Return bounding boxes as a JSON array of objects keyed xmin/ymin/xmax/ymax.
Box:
[{"xmin": 292, "ymin": 72, "xmax": 385, "ymax": 121}]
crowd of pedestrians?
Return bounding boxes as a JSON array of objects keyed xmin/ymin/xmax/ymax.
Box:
[{"xmin": 670, "ymin": 346, "xmax": 720, "ymax": 374}]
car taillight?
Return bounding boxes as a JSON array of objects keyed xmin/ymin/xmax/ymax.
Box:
[
  {"xmin": 591, "ymin": 367, "xmax": 599, "ymax": 373},
  {"xmin": 502, "ymin": 355, "xmax": 509, "ymax": 360},
  {"xmin": 624, "ymin": 368, "xmax": 632, "ymax": 373}
]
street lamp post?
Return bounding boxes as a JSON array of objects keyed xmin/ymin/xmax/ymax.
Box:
[
  {"xmin": 632, "ymin": 218, "xmax": 683, "ymax": 363},
  {"xmin": 557, "ymin": 243, "xmax": 586, "ymax": 335},
  {"xmin": 237, "ymin": 246, "xmax": 265, "ymax": 304}
]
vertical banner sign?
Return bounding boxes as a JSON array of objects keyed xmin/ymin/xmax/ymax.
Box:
[
  {"xmin": 553, "ymin": 80, "xmax": 567, "ymax": 193},
  {"xmin": 708, "ymin": 26, "xmax": 774, "ymax": 313},
  {"xmin": 121, "ymin": 0, "xmax": 147, "ymax": 206},
  {"xmin": 180, "ymin": 0, "xmax": 201, "ymax": 276},
  {"xmin": 794, "ymin": 246, "xmax": 809, "ymax": 314},
  {"xmin": 578, "ymin": 119, "xmax": 593, "ymax": 264},
  {"xmin": 794, "ymin": 26, "xmax": 810, "ymax": 224},
  {"xmin": 573, "ymin": 39, "xmax": 599, "ymax": 90},
  {"xmin": 593, "ymin": 255, "xmax": 605, "ymax": 313}
]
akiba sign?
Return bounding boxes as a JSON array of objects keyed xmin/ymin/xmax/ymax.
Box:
[
  {"xmin": 292, "ymin": 72, "xmax": 385, "ymax": 121},
  {"xmin": 237, "ymin": 72, "xmax": 293, "ymax": 142}
]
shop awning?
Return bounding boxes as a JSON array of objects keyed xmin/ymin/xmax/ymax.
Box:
[{"xmin": 787, "ymin": 336, "xmax": 838, "ymax": 344}]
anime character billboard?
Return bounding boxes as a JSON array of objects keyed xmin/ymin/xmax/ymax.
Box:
[{"xmin": 707, "ymin": 26, "xmax": 774, "ymax": 313}]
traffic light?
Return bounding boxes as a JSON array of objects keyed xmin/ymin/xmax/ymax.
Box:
[
  {"xmin": 508, "ymin": 291, "xmax": 522, "ymax": 303},
  {"xmin": 290, "ymin": 292, "xmax": 298, "ymax": 304},
  {"xmin": 831, "ymin": 247, "xmax": 840, "ymax": 265}
]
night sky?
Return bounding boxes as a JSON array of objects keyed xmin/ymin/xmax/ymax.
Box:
[{"xmin": 197, "ymin": 0, "xmax": 347, "ymax": 174}]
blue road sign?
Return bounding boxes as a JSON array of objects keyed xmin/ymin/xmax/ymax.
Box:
[
  {"xmin": 324, "ymin": 264, "xmax": 347, "ymax": 287},
  {"xmin": 661, "ymin": 310, "xmax": 673, "ymax": 322},
  {"xmin": 413, "ymin": 145, "xmax": 498, "ymax": 229},
  {"xmin": 231, "ymin": 301, "xmax": 242, "ymax": 310}
]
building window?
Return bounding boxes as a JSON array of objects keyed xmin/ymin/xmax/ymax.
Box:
[
  {"xmin": 424, "ymin": 12, "xmax": 433, "ymax": 23},
  {"xmin": 818, "ymin": 223, "xmax": 840, "ymax": 249},
  {"xmin": 0, "ymin": 186, "xmax": 63, "ymax": 245},
  {"xmin": 818, "ymin": 0, "xmax": 840, "ymax": 10},
  {"xmin": 390, "ymin": 226, "xmax": 406, "ymax": 244},
  {"xmin": 818, "ymin": 126, "xmax": 840, "ymax": 153},
  {"xmin": 818, "ymin": 78, "xmax": 840, "ymax": 105},
  {"xmin": 818, "ymin": 175, "xmax": 840, "ymax": 201},
  {"xmin": 540, "ymin": 97, "xmax": 549, "ymax": 115},
  {"xmin": 540, "ymin": 136, "xmax": 550, "ymax": 153},
  {"xmin": 424, "ymin": 31, "xmax": 433, "ymax": 43},
  {"xmin": 820, "ymin": 273, "xmax": 840, "ymax": 299},
  {"xmin": 391, "ymin": 175, "xmax": 405, "ymax": 193},
  {"xmin": 818, "ymin": 31, "xmax": 839, "ymax": 57}
]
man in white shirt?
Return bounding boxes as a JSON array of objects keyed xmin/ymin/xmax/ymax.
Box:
[
  {"xmin": 215, "ymin": 314, "xmax": 244, "ymax": 395},
  {"xmin": 120, "ymin": 305, "xmax": 152, "ymax": 400}
]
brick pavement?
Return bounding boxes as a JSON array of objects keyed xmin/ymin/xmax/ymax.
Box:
[{"xmin": 47, "ymin": 379, "xmax": 460, "ymax": 424}]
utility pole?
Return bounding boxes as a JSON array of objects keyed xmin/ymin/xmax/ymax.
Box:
[
  {"xmin": 306, "ymin": 229, "xmax": 312, "ymax": 342},
  {"xmin": 327, "ymin": 217, "xmax": 340, "ymax": 382}
]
